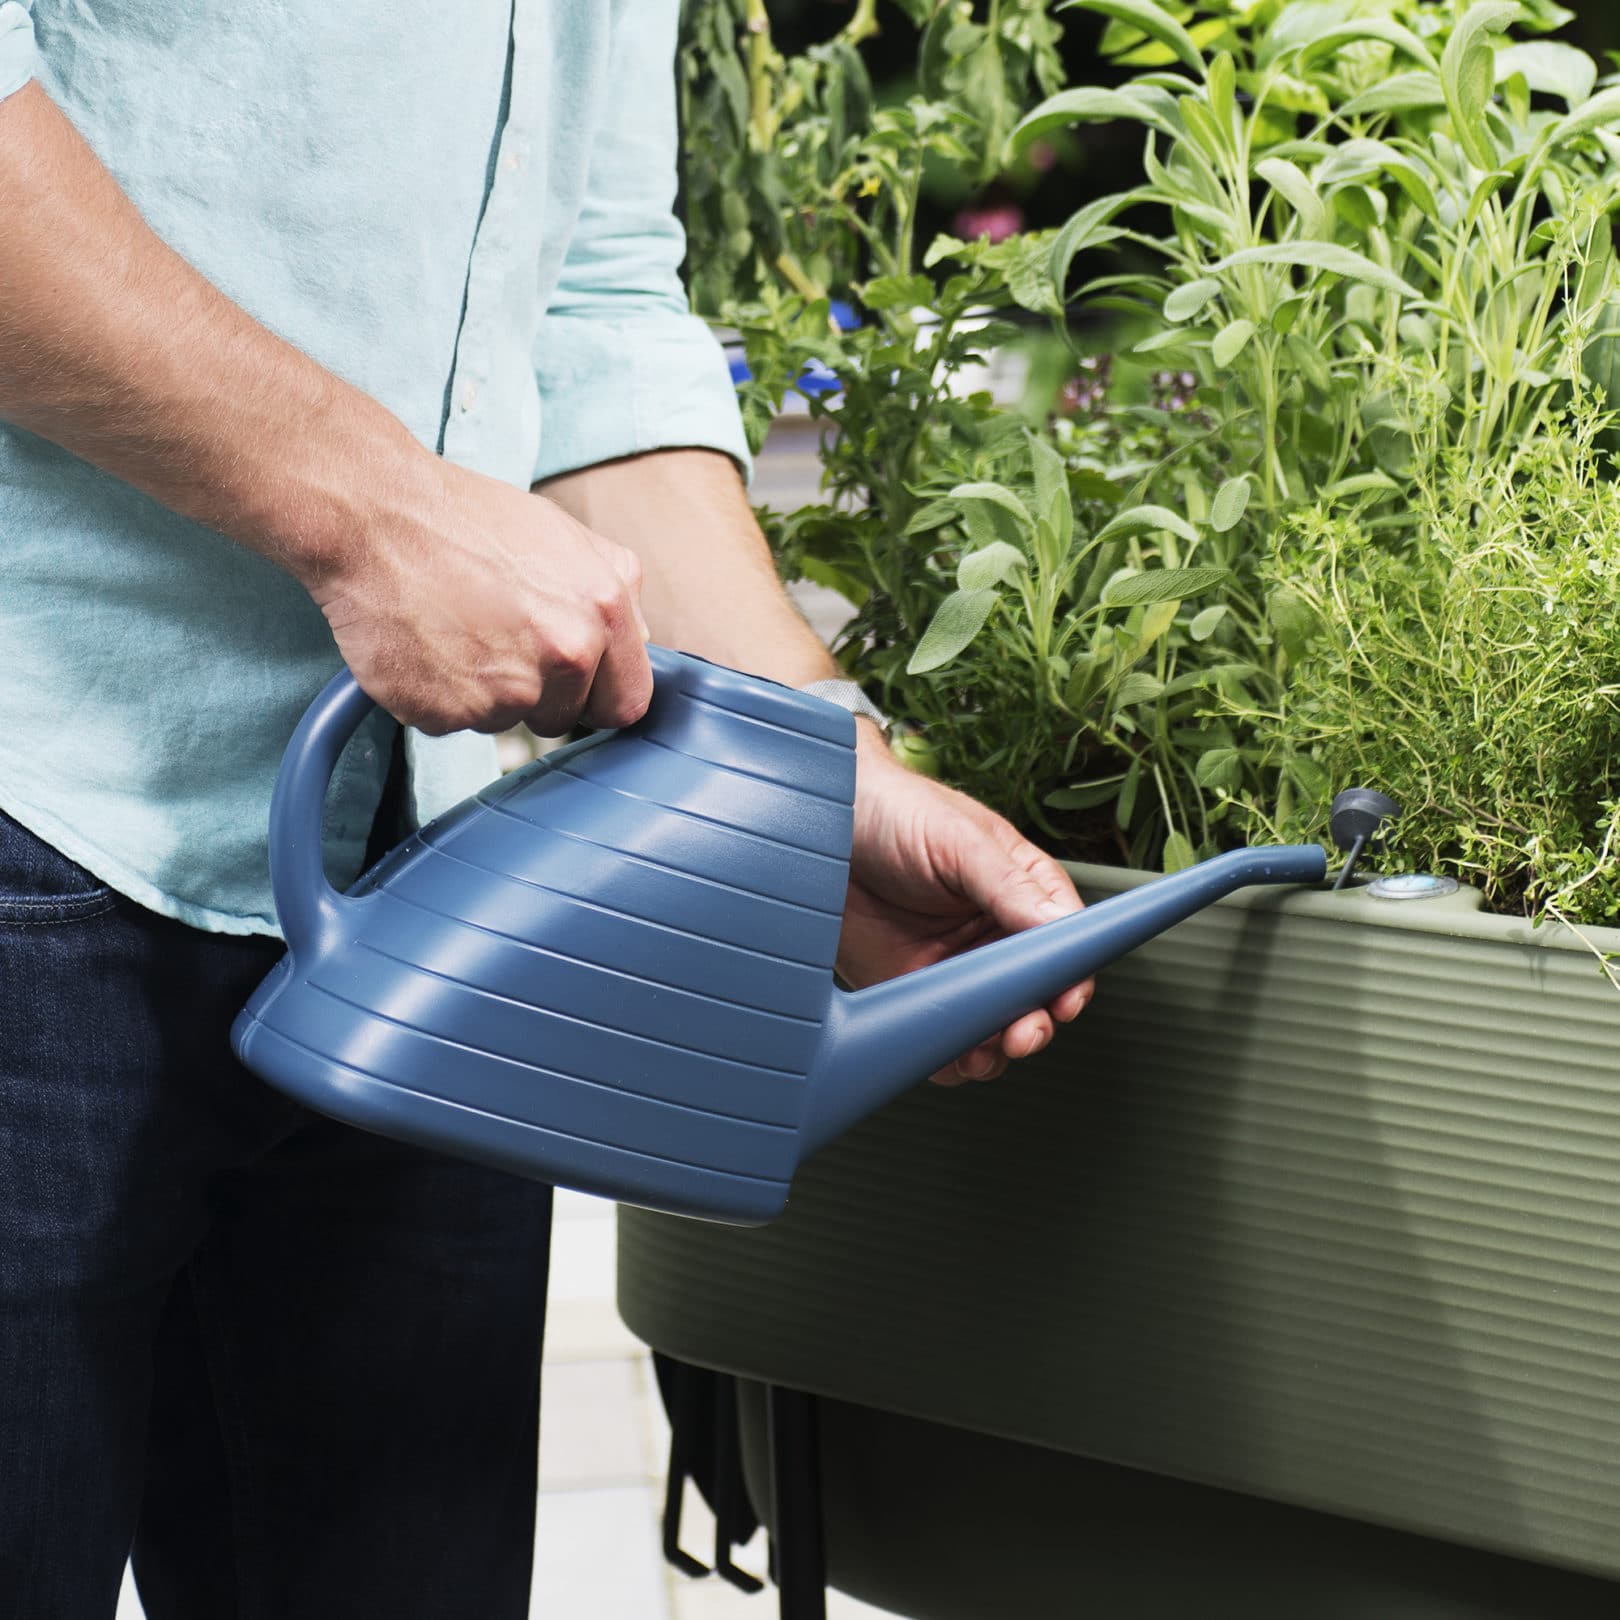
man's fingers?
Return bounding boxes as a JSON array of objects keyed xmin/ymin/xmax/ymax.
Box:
[
  {"xmin": 524, "ymin": 657, "xmax": 595, "ymax": 738},
  {"xmin": 953, "ymin": 814, "xmax": 1084, "ymax": 938},
  {"xmin": 580, "ymin": 617, "xmax": 654, "ymax": 731},
  {"xmin": 1002, "ymin": 1008, "xmax": 1054, "ymax": 1060},
  {"xmin": 948, "ymin": 812, "xmax": 1094, "ymax": 1029},
  {"xmin": 1051, "ymin": 979, "xmax": 1095, "ymax": 1023}
]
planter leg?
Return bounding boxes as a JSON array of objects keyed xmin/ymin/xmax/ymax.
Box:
[{"xmin": 767, "ymin": 1385, "xmax": 827, "ymax": 1620}]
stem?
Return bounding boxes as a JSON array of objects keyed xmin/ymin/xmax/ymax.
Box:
[
  {"xmin": 775, "ymin": 251, "xmax": 827, "ymax": 303},
  {"xmin": 744, "ymin": 0, "xmax": 775, "ymax": 152},
  {"xmin": 842, "ymin": 0, "xmax": 881, "ymax": 46},
  {"xmin": 897, "ymin": 151, "xmax": 925, "ymax": 278}
]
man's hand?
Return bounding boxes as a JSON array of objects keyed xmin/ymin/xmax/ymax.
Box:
[
  {"xmin": 305, "ymin": 472, "xmax": 651, "ymax": 738},
  {"xmin": 838, "ymin": 734, "xmax": 1095, "ymax": 1085},
  {"xmin": 540, "ymin": 449, "xmax": 1099, "ymax": 1085}
]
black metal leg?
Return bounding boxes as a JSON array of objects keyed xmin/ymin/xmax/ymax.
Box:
[
  {"xmin": 714, "ymin": 1382, "xmax": 764, "ymax": 1593},
  {"xmin": 767, "ymin": 1385, "xmax": 827, "ymax": 1620},
  {"xmin": 661, "ymin": 1363, "xmax": 711, "ymax": 1579}
]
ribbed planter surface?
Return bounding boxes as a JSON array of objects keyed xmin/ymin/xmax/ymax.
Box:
[{"xmin": 618, "ymin": 864, "xmax": 1620, "ymax": 1580}]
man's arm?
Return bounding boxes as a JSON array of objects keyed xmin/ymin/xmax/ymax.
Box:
[
  {"xmin": 0, "ymin": 81, "xmax": 651, "ymax": 738},
  {"xmin": 540, "ymin": 449, "xmax": 1095, "ymax": 1083}
]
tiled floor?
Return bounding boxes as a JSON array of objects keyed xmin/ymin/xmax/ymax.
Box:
[{"xmin": 531, "ymin": 1187, "xmax": 897, "ymax": 1619}]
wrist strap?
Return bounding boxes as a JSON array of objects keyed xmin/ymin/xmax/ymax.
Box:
[{"xmin": 798, "ymin": 678, "xmax": 892, "ymax": 738}]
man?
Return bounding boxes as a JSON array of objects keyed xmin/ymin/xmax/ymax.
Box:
[{"xmin": 0, "ymin": 2, "xmax": 1091, "ymax": 1614}]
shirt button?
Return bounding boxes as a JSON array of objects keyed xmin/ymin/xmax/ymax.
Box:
[
  {"xmin": 460, "ymin": 381, "xmax": 478, "ymax": 411},
  {"xmin": 504, "ymin": 149, "xmax": 522, "ymax": 172}
]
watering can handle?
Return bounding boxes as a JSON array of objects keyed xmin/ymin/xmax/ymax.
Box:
[{"xmin": 269, "ymin": 647, "xmax": 687, "ymax": 957}]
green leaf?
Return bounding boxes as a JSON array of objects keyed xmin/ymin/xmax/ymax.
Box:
[
  {"xmin": 1111, "ymin": 13, "xmax": 1228, "ymax": 66},
  {"xmin": 1210, "ymin": 476, "xmax": 1251, "ymax": 533},
  {"xmin": 1208, "ymin": 51, "xmax": 1236, "ymax": 129},
  {"xmin": 1010, "ymin": 86, "xmax": 1172, "ymax": 152},
  {"xmin": 1044, "ymin": 779, "xmax": 1125, "ymax": 811},
  {"xmin": 1267, "ymin": 585, "xmax": 1317, "ymax": 662},
  {"xmin": 1132, "ymin": 326, "xmax": 1208, "ymax": 356},
  {"xmin": 1102, "ymin": 565, "xmax": 1231, "ymax": 607},
  {"xmin": 1162, "ymin": 830, "xmax": 1198, "ymax": 873},
  {"xmin": 1294, "ymin": 18, "xmax": 1440, "ymax": 73},
  {"xmin": 1441, "ymin": 2, "xmax": 1518, "ymax": 171},
  {"xmin": 797, "ymin": 557, "xmax": 870, "ymax": 609},
  {"xmin": 1116, "ymin": 671, "xmax": 1165, "ymax": 707},
  {"xmin": 1116, "ymin": 758, "xmax": 1142, "ymax": 828},
  {"xmin": 1212, "ymin": 242, "xmax": 1419, "ymax": 299},
  {"xmin": 907, "ymin": 589, "xmax": 1000, "ymax": 675},
  {"xmin": 1321, "ymin": 471, "xmax": 1399, "ymax": 498},
  {"xmin": 1496, "ymin": 42, "xmax": 1597, "ymax": 106},
  {"xmin": 949, "ymin": 482, "xmax": 1036, "ymax": 535},
  {"xmin": 1517, "ymin": 0, "xmax": 1573, "ymax": 29},
  {"xmin": 1287, "ymin": 754, "xmax": 1332, "ymax": 801},
  {"xmin": 1271, "ymin": 295, "xmax": 1308, "ymax": 336},
  {"xmin": 1003, "ymin": 236, "xmax": 1066, "ymax": 318},
  {"xmin": 1164, "ymin": 277, "xmax": 1222, "ymax": 322},
  {"xmin": 1340, "ymin": 73, "xmax": 1449, "ymax": 118},
  {"xmin": 923, "ymin": 234, "xmax": 969, "ymax": 270},
  {"xmin": 1057, "ymin": 0, "xmax": 1204, "ymax": 74},
  {"xmin": 1545, "ymin": 85, "xmax": 1620, "ymax": 148},
  {"xmin": 1163, "ymin": 660, "xmax": 1255, "ymax": 697},
  {"xmin": 1047, "ymin": 191, "xmax": 1148, "ymax": 301},
  {"xmin": 1189, "ymin": 603, "xmax": 1228, "ymax": 640},
  {"xmin": 1255, "ymin": 156, "xmax": 1325, "ymax": 237},
  {"xmin": 919, "ymin": 1, "xmax": 956, "ymax": 99},
  {"xmin": 1028, "ymin": 433, "xmax": 1073, "ymax": 557},
  {"xmin": 1194, "ymin": 747, "xmax": 1242, "ymax": 790},
  {"xmin": 1315, "ymin": 139, "xmax": 1439, "ymax": 218},
  {"xmin": 957, "ymin": 542, "xmax": 1027, "ymax": 590},
  {"xmin": 904, "ymin": 499, "xmax": 964, "ymax": 535},
  {"xmin": 1128, "ymin": 598, "xmax": 1181, "ymax": 664},
  {"xmin": 1095, "ymin": 504, "xmax": 1199, "ymax": 545},
  {"xmin": 861, "ymin": 272, "xmax": 934, "ymax": 311},
  {"xmin": 1212, "ymin": 318, "xmax": 1257, "ymax": 367}
]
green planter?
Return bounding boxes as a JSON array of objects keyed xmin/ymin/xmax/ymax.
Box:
[{"xmin": 618, "ymin": 864, "xmax": 1620, "ymax": 1587}]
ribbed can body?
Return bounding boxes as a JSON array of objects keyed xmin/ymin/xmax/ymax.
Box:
[{"xmin": 235, "ymin": 654, "xmax": 857, "ymax": 1223}]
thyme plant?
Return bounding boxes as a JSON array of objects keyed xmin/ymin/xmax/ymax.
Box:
[{"xmin": 1245, "ymin": 400, "xmax": 1620, "ymax": 930}]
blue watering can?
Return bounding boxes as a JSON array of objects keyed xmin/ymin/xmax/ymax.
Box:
[{"xmin": 233, "ymin": 647, "xmax": 1325, "ymax": 1224}]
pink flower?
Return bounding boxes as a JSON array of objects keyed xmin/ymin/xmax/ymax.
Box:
[{"xmin": 953, "ymin": 202, "xmax": 1025, "ymax": 244}]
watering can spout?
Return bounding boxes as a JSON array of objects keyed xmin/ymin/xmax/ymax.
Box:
[{"xmin": 801, "ymin": 844, "xmax": 1326, "ymax": 1157}]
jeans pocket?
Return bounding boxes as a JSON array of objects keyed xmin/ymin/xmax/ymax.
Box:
[{"xmin": 0, "ymin": 810, "xmax": 117, "ymax": 924}]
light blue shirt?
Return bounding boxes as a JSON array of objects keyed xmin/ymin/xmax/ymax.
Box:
[{"xmin": 0, "ymin": 0, "xmax": 748, "ymax": 935}]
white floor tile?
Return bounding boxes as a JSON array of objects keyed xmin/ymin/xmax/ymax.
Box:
[
  {"xmin": 117, "ymin": 1564, "xmax": 144, "ymax": 1620},
  {"xmin": 553, "ymin": 1186, "xmax": 616, "ymax": 1223},
  {"xmin": 547, "ymin": 1212, "xmax": 619, "ymax": 1303},
  {"xmin": 533, "ymin": 1484, "xmax": 672, "ymax": 1620},
  {"xmin": 545, "ymin": 1294, "xmax": 648, "ymax": 1363},
  {"xmin": 539, "ymin": 1357, "xmax": 659, "ymax": 1491}
]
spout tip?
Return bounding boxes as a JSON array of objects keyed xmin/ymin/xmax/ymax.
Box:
[{"xmin": 1283, "ymin": 843, "xmax": 1329, "ymax": 885}]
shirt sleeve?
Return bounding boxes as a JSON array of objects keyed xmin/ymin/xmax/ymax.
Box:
[
  {"xmin": 531, "ymin": 1, "xmax": 750, "ymax": 485},
  {"xmin": 0, "ymin": 2, "xmax": 36, "ymax": 103}
]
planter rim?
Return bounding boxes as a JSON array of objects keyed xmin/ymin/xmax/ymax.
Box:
[{"xmin": 1066, "ymin": 858, "xmax": 1620, "ymax": 959}]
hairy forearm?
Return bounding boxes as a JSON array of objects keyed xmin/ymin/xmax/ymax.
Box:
[
  {"xmin": 0, "ymin": 82, "xmax": 428, "ymax": 585},
  {"xmin": 536, "ymin": 447, "xmax": 840, "ymax": 689}
]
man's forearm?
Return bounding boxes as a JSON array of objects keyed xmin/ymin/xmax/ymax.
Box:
[
  {"xmin": 536, "ymin": 448, "xmax": 841, "ymax": 690},
  {"xmin": 0, "ymin": 81, "xmax": 427, "ymax": 585},
  {"xmin": 0, "ymin": 81, "xmax": 656, "ymax": 738}
]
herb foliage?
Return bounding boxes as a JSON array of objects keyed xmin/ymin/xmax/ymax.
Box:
[{"xmin": 681, "ymin": 0, "xmax": 1620, "ymax": 923}]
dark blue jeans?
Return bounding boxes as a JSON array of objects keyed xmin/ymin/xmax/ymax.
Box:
[{"xmin": 0, "ymin": 808, "xmax": 554, "ymax": 1619}]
